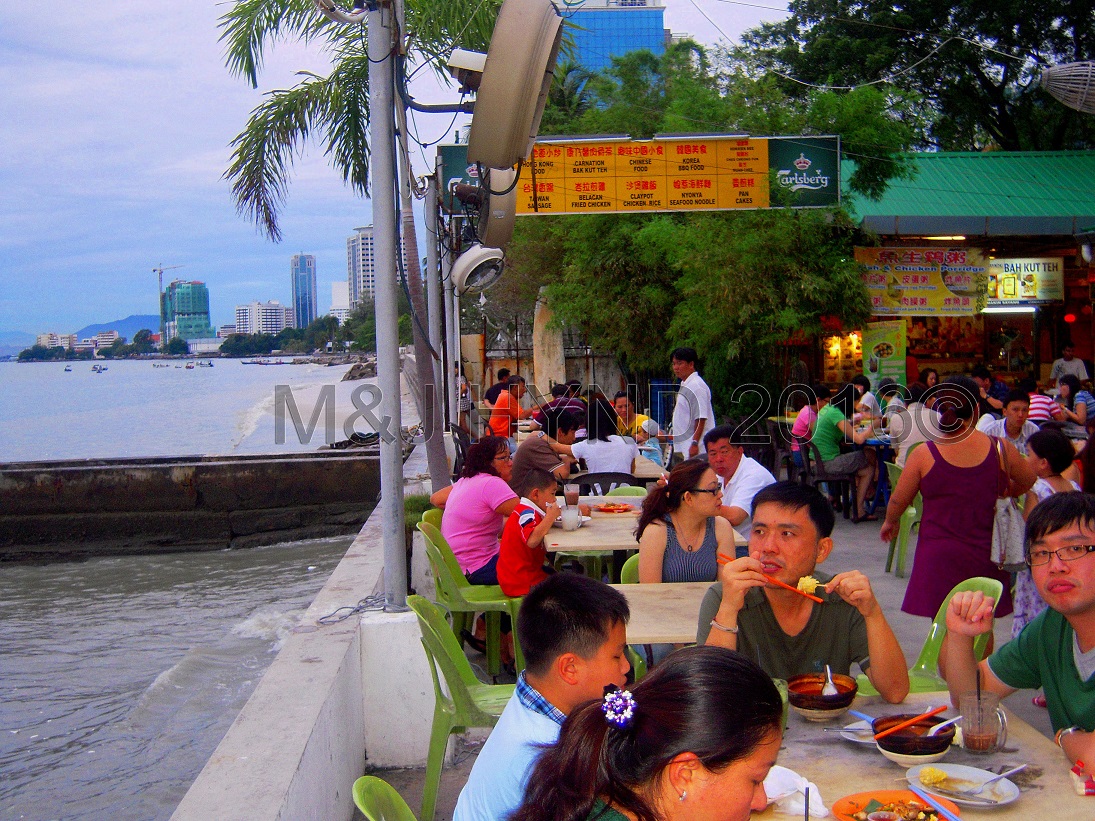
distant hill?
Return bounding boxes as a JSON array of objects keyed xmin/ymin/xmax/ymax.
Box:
[
  {"xmin": 0, "ymin": 330, "xmax": 37, "ymax": 358},
  {"xmin": 74, "ymin": 315, "xmax": 161, "ymax": 342}
]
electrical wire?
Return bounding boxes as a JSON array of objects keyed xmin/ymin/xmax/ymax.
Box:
[{"xmin": 317, "ymin": 593, "xmax": 386, "ymax": 624}]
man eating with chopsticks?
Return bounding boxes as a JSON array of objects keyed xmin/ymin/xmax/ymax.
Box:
[{"xmin": 698, "ymin": 481, "xmax": 910, "ymax": 703}]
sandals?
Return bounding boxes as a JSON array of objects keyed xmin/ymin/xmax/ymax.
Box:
[
  {"xmin": 852, "ymin": 513, "xmax": 878, "ymax": 524},
  {"xmin": 459, "ymin": 629, "xmax": 488, "ymax": 655}
]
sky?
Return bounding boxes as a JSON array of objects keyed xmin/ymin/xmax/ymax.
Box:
[{"xmin": 0, "ymin": 0, "xmax": 786, "ymax": 338}]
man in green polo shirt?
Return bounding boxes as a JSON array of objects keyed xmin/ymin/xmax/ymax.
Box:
[{"xmin": 943, "ymin": 492, "xmax": 1095, "ymax": 772}]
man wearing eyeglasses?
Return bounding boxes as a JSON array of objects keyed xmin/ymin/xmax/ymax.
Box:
[{"xmin": 943, "ymin": 492, "xmax": 1095, "ymax": 771}]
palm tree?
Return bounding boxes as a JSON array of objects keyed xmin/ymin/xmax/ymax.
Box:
[{"xmin": 219, "ymin": 0, "xmax": 501, "ymax": 241}]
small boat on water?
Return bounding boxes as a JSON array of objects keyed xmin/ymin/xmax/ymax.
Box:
[
  {"xmin": 64, "ymin": 365, "xmax": 72, "ymax": 372},
  {"xmin": 197, "ymin": 360, "xmax": 214, "ymax": 367},
  {"xmin": 185, "ymin": 362, "xmax": 195, "ymax": 370},
  {"xmin": 91, "ymin": 364, "xmax": 108, "ymax": 373},
  {"xmin": 152, "ymin": 363, "xmax": 170, "ymax": 368}
]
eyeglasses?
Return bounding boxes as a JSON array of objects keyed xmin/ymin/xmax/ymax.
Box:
[
  {"xmin": 493, "ymin": 453, "xmax": 512, "ymax": 462},
  {"xmin": 689, "ymin": 487, "xmax": 721, "ymax": 496},
  {"xmin": 1027, "ymin": 544, "xmax": 1095, "ymax": 566}
]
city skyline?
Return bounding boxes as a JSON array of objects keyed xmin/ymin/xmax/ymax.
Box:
[{"xmin": 0, "ymin": 2, "xmax": 784, "ymax": 337}]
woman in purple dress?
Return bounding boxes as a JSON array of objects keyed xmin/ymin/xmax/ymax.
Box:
[{"xmin": 881, "ymin": 376, "xmax": 1035, "ymax": 619}]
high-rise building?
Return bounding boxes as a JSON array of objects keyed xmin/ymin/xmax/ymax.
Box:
[
  {"xmin": 347, "ymin": 225, "xmax": 408, "ymax": 308},
  {"xmin": 290, "ymin": 254, "xmax": 318, "ymax": 329},
  {"xmin": 567, "ymin": 0, "xmax": 667, "ymax": 73},
  {"xmin": 234, "ymin": 301, "xmax": 294, "ymax": 336},
  {"xmin": 329, "ymin": 281, "xmax": 352, "ymax": 325},
  {"xmin": 163, "ymin": 280, "xmax": 215, "ymax": 340}
]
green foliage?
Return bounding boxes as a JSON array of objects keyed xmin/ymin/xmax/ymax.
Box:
[
  {"xmin": 219, "ymin": 0, "xmax": 502, "ymax": 239},
  {"xmin": 740, "ymin": 0, "xmax": 1095, "ymax": 151},
  {"xmin": 219, "ymin": 333, "xmax": 277, "ymax": 357},
  {"xmin": 18, "ymin": 345, "xmax": 66, "ymax": 362},
  {"xmin": 165, "ymin": 337, "xmax": 190, "ymax": 356}
]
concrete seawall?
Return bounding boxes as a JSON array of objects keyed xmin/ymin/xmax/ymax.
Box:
[{"xmin": 0, "ymin": 451, "xmax": 381, "ymax": 561}]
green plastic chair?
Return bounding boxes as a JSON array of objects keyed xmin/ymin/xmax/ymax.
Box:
[
  {"xmin": 417, "ymin": 521, "xmax": 518, "ymax": 676},
  {"xmin": 420, "ymin": 507, "xmax": 442, "ymax": 530},
  {"xmin": 407, "ymin": 595, "xmax": 515, "ymax": 821},
  {"xmin": 857, "ymin": 576, "xmax": 1003, "ymax": 696},
  {"xmin": 618, "ymin": 553, "xmax": 650, "ymax": 678},
  {"xmin": 883, "ymin": 461, "xmax": 922, "ymax": 578},
  {"xmin": 607, "ymin": 485, "xmax": 647, "ymax": 497},
  {"xmin": 352, "ymin": 776, "xmax": 418, "ymax": 821}
]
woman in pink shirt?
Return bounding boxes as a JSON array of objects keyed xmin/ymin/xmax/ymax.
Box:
[
  {"xmin": 790, "ymin": 383, "xmax": 831, "ymax": 469},
  {"xmin": 430, "ymin": 436, "xmax": 519, "ymax": 584}
]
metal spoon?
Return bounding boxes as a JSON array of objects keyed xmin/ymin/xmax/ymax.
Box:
[
  {"xmin": 822, "ymin": 664, "xmax": 838, "ymax": 696},
  {"xmin": 963, "ymin": 764, "xmax": 1027, "ymax": 796},
  {"xmin": 927, "ymin": 715, "xmax": 962, "ymax": 736}
]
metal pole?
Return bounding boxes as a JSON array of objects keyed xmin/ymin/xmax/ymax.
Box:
[
  {"xmin": 425, "ymin": 163, "xmax": 445, "ymax": 426},
  {"xmin": 368, "ymin": 2, "xmax": 406, "ymax": 609},
  {"xmin": 444, "ymin": 229, "xmax": 459, "ymax": 425}
]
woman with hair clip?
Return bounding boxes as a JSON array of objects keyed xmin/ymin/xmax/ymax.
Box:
[
  {"xmin": 510, "ymin": 645, "xmax": 783, "ymax": 821},
  {"xmin": 881, "ymin": 376, "xmax": 1036, "ymax": 620},
  {"xmin": 636, "ymin": 458, "xmax": 737, "ymax": 583}
]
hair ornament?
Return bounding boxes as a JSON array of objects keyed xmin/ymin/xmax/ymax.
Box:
[{"xmin": 601, "ymin": 687, "xmax": 637, "ymax": 729}]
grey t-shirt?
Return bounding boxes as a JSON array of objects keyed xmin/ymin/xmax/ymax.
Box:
[{"xmin": 696, "ymin": 571, "xmax": 871, "ymax": 680}]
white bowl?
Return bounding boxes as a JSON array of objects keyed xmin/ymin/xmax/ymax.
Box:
[
  {"xmin": 791, "ymin": 703, "xmax": 852, "ymax": 722},
  {"xmin": 875, "ymin": 742, "xmax": 950, "ymax": 767}
]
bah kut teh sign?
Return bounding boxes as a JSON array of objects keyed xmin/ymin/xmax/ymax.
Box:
[{"xmin": 512, "ymin": 135, "xmax": 840, "ymax": 215}]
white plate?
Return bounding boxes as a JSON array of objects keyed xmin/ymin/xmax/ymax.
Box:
[
  {"xmin": 841, "ymin": 719, "xmax": 875, "ymax": 745},
  {"xmin": 906, "ymin": 762, "xmax": 1021, "ymax": 807},
  {"xmin": 552, "ymin": 515, "xmax": 592, "ymax": 528}
]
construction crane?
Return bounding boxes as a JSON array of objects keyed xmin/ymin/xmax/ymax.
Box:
[{"xmin": 153, "ymin": 264, "xmax": 185, "ymax": 349}]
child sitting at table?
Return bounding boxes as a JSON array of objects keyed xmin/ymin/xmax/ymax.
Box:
[
  {"xmin": 497, "ymin": 469, "xmax": 561, "ymax": 597},
  {"xmin": 635, "ymin": 417, "xmax": 664, "ymax": 467}
]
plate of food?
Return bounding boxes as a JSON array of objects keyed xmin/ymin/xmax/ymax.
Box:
[
  {"xmin": 593, "ymin": 502, "xmax": 635, "ymax": 513},
  {"xmin": 906, "ymin": 763, "xmax": 1020, "ymax": 807},
  {"xmin": 832, "ymin": 790, "xmax": 959, "ymax": 820}
]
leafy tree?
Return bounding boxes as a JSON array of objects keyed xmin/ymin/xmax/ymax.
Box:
[
  {"xmin": 18, "ymin": 345, "xmax": 65, "ymax": 362},
  {"xmin": 740, "ymin": 0, "xmax": 1095, "ymax": 150},
  {"xmin": 165, "ymin": 337, "xmax": 190, "ymax": 356},
  {"xmin": 219, "ymin": 0, "xmax": 502, "ymax": 240},
  {"xmin": 220, "ymin": 333, "xmax": 277, "ymax": 357},
  {"xmin": 131, "ymin": 329, "xmax": 155, "ymax": 354}
]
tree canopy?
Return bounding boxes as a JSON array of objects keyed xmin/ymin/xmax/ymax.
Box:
[
  {"xmin": 740, "ymin": 0, "xmax": 1095, "ymax": 150},
  {"xmin": 500, "ymin": 41, "xmax": 893, "ymax": 407}
]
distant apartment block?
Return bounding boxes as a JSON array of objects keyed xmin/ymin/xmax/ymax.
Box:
[
  {"xmin": 567, "ymin": 0, "xmax": 667, "ymax": 73},
  {"xmin": 36, "ymin": 332, "xmax": 61, "ymax": 348},
  {"xmin": 291, "ymin": 254, "xmax": 318, "ymax": 329},
  {"xmin": 217, "ymin": 324, "xmax": 237, "ymax": 339},
  {"xmin": 235, "ymin": 301, "xmax": 294, "ymax": 336},
  {"xmin": 329, "ymin": 281, "xmax": 352, "ymax": 325},
  {"xmin": 347, "ymin": 225, "xmax": 408, "ymax": 308},
  {"xmin": 163, "ymin": 280, "xmax": 215, "ymax": 340},
  {"xmin": 95, "ymin": 331, "xmax": 120, "ymax": 347}
]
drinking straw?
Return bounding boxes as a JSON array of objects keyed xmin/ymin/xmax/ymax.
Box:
[
  {"xmin": 804, "ymin": 784, "xmax": 809, "ymax": 820},
  {"xmin": 873, "ymin": 705, "xmax": 948, "ymax": 741},
  {"xmin": 908, "ymin": 785, "xmax": 961, "ymax": 821},
  {"xmin": 715, "ymin": 554, "xmax": 825, "ymax": 603}
]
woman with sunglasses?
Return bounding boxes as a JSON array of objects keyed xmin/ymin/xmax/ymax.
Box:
[
  {"xmin": 636, "ymin": 458, "xmax": 735, "ymax": 583},
  {"xmin": 430, "ymin": 436, "xmax": 518, "ymax": 585}
]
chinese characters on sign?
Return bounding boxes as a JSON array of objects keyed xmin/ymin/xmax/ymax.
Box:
[
  {"xmin": 513, "ymin": 136, "xmax": 838, "ymax": 215},
  {"xmin": 855, "ymin": 247, "xmax": 988, "ymax": 316}
]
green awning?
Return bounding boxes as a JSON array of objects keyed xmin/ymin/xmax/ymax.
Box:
[{"xmin": 842, "ymin": 150, "xmax": 1095, "ymax": 236}]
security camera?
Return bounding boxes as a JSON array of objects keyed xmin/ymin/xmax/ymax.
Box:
[
  {"xmin": 311, "ymin": 0, "xmax": 367, "ymax": 24},
  {"xmin": 453, "ymin": 244, "xmax": 505, "ymax": 295},
  {"xmin": 447, "ymin": 49, "xmax": 487, "ymax": 93}
]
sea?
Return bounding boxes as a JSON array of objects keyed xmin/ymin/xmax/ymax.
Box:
[{"xmin": 0, "ymin": 358, "xmax": 407, "ymax": 820}]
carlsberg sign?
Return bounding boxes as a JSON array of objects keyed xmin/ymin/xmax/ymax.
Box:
[{"xmin": 770, "ymin": 137, "xmax": 840, "ymax": 207}]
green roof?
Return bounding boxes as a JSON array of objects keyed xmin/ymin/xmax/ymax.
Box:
[{"xmin": 842, "ymin": 150, "xmax": 1095, "ymax": 235}]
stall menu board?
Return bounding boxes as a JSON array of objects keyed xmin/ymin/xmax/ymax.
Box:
[
  {"xmin": 987, "ymin": 258, "xmax": 1065, "ymax": 305},
  {"xmin": 823, "ymin": 332, "xmax": 863, "ymax": 386},
  {"xmin": 864, "ymin": 320, "xmax": 907, "ymax": 388},
  {"xmin": 513, "ymin": 136, "xmax": 840, "ymax": 215},
  {"xmin": 856, "ymin": 247, "xmax": 988, "ymax": 316}
]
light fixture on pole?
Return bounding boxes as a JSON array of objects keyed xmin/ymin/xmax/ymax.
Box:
[{"xmin": 453, "ymin": 245, "xmax": 505, "ymax": 295}]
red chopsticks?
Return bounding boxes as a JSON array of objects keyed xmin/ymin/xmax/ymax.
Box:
[
  {"xmin": 873, "ymin": 705, "xmax": 948, "ymax": 741},
  {"xmin": 716, "ymin": 554, "xmax": 824, "ymax": 603}
]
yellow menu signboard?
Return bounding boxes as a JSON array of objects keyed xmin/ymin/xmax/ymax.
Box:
[{"xmin": 517, "ymin": 136, "xmax": 805, "ymax": 215}]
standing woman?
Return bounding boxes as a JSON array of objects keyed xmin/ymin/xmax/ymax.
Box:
[
  {"xmin": 881, "ymin": 376, "xmax": 1036, "ymax": 620},
  {"xmin": 430, "ymin": 436, "xmax": 519, "ymax": 584},
  {"xmin": 510, "ymin": 645, "xmax": 783, "ymax": 821},
  {"xmin": 636, "ymin": 458, "xmax": 738, "ymax": 582}
]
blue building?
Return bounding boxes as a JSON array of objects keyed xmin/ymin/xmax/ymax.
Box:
[
  {"xmin": 566, "ymin": 0, "xmax": 666, "ymax": 74},
  {"xmin": 291, "ymin": 254, "xmax": 317, "ymax": 329}
]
